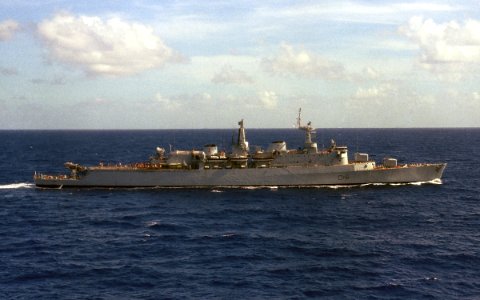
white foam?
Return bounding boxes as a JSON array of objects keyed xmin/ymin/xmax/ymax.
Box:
[
  {"xmin": 0, "ymin": 183, "xmax": 35, "ymax": 189},
  {"xmin": 146, "ymin": 220, "xmax": 159, "ymax": 227},
  {"xmin": 311, "ymin": 179, "xmax": 443, "ymax": 189},
  {"xmin": 241, "ymin": 186, "xmax": 261, "ymax": 190},
  {"xmin": 400, "ymin": 179, "xmax": 443, "ymax": 186},
  {"xmin": 241, "ymin": 186, "xmax": 279, "ymax": 190},
  {"xmin": 222, "ymin": 233, "xmax": 236, "ymax": 238},
  {"xmin": 323, "ymin": 185, "xmax": 359, "ymax": 189},
  {"xmin": 409, "ymin": 182, "xmax": 423, "ymax": 186}
]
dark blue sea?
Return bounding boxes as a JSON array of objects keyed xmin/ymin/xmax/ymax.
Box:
[{"xmin": 1, "ymin": 128, "xmax": 479, "ymax": 299}]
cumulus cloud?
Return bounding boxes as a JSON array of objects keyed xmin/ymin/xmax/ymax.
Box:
[
  {"xmin": 262, "ymin": 43, "xmax": 345, "ymax": 80},
  {"xmin": 400, "ymin": 17, "xmax": 480, "ymax": 72},
  {"xmin": 259, "ymin": 90, "xmax": 278, "ymax": 109},
  {"xmin": 211, "ymin": 65, "xmax": 253, "ymax": 84},
  {"xmin": 0, "ymin": 19, "xmax": 20, "ymax": 41},
  {"xmin": 353, "ymin": 84, "xmax": 398, "ymax": 100},
  {"xmin": 155, "ymin": 93, "xmax": 181, "ymax": 111},
  {"xmin": 350, "ymin": 66, "xmax": 382, "ymax": 82},
  {"xmin": 346, "ymin": 82, "xmax": 444, "ymax": 126},
  {"xmin": 155, "ymin": 92, "xmax": 213, "ymax": 111},
  {"xmin": 363, "ymin": 67, "xmax": 380, "ymax": 79},
  {"xmin": 37, "ymin": 12, "xmax": 178, "ymax": 76},
  {"xmin": 473, "ymin": 92, "xmax": 480, "ymax": 101}
]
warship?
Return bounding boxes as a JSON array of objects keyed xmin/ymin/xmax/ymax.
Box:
[{"xmin": 34, "ymin": 110, "xmax": 446, "ymax": 188}]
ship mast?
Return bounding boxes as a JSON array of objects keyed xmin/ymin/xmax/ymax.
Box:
[
  {"xmin": 237, "ymin": 119, "xmax": 247, "ymax": 149},
  {"xmin": 232, "ymin": 119, "xmax": 249, "ymax": 155},
  {"xmin": 296, "ymin": 108, "xmax": 317, "ymax": 152}
]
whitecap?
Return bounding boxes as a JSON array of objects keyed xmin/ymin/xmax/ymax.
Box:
[
  {"xmin": 222, "ymin": 233, "xmax": 236, "ymax": 238},
  {"xmin": 146, "ymin": 220, "xmax": 159, "ymax": 227},
  {"xmin": 424, "ymin": 276, "xmax": 439, "ymax": 281}
]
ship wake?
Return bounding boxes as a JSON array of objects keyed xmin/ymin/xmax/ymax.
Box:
[
  {"xmin": 210, "ymin": 179, "xmax": 443, "ymax": 190},
  {"xmin": 0, "ymin": 183, "xmax": 36, "ymax": 189},
  {"xmin": 323, "ymin": 178, "xmax": 442, "ymax": 189}
]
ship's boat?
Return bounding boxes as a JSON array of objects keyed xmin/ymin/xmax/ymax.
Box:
[{"xmin": 34, "ymin": 109, "xmax": 446, "ymax": 188}]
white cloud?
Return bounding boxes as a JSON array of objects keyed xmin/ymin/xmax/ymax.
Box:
[
  {"xmin": 262, "ymin": 43, "xmax": 345, "ymax": 80},
  {"xmin": 400, "ymin": 17, "xmax": 480, "ymax": 72},
  {"xmin": 259, "ymin": 90, "xmax": 278, "ymax": 109},
  {"xmin": 362, "ymin": 67, "xmax": 380, "ymax": 80},
  {"xmin": 346, "ymin": 82, "xmax": 446, "ymax": 127},
  {"xmin": 155, "ymin": 92, "xmax": 213, "ymax": 111},
  {"xmin": 37, "ymin": 12, "xmax": 177, "ymax": 76},
  {"xmin": 473, "ymin": 92, "xmax": 480, "ymax": 101},
  {"xmin": 212, "ymin": 64, "xmax": 253, "ymax": 84},
  {"xmin": 350, "ymin": 66, "xmax": 382, "ymax": 82},
  {"xmin": 155, "ymin": 93, "xmax": 181, "ymax": 111},
  {"xmin": 0, "ymin": 19, "xmax": 19, "ymax": 41},
  {"xmin": 353, "ymin": 84, "xmax": 398, "ymax": 101}
]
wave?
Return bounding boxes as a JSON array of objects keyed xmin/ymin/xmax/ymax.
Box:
[
  {"xmin": 0, "ymin": 183, "xmax": 35, "ymax": 189},
  {"xmin": 145, "ymin": 220, "xmax": 189, "ymax": 232}
]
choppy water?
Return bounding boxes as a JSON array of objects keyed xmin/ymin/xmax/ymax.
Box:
[{"xmin": 1, "ymin": 129, "xmax": 479, "ymax": 299}]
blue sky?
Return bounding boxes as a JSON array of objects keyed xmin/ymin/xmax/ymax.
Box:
[{"xmin": 1, "ymin": 0, "xmax": 479, "ymax": 129}]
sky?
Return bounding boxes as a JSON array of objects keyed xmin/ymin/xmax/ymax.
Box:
[{"xmin": 0, "ymin": 0, "xmax": 480, "ymax": 129}]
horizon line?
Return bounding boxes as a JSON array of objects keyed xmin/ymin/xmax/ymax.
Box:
[{"xmin": 1, "ymin": 127, "xmax": 479, "ymax": 131}]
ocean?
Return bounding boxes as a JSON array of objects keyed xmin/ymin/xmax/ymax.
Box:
[{"xmin": 0, "ymin": 128, "xmax": 479, "ymax": 299}]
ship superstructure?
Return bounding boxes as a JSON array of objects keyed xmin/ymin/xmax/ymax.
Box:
[{"xmin": 34, "ymin": 110, "xmax": 446, "ymax": 188}]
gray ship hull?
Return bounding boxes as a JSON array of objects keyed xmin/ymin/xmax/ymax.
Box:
[{"xmin": 34, "ymin": 163, "xmax": 446, "ymax": 188}]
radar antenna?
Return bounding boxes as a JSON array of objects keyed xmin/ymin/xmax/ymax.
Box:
[{"xmin": 296, "ymin": 108, "xmax": 318, "ymax": 152}]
